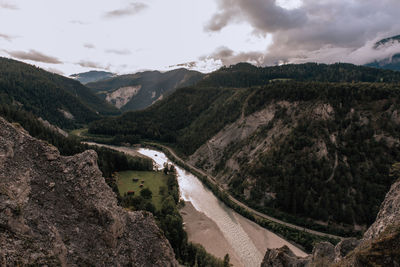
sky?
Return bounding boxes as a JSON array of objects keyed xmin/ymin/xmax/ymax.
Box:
[{"xmin": 0, "ymin": 0, "xmax": 400, "ymax": 76}]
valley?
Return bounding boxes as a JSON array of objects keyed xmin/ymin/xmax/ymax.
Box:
[
  {"xmin": 1, "ymin": 56, "xmax": 400, "ymax": 266},
  {"xmin": 87, "ymin": 142, "xmax": 308, "ymax": 266},
  {"xmin": 2, "ymin": 1, "xmax": 400, "ymax": 265}
]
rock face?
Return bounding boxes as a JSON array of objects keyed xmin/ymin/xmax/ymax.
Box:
[
  {"xmin": 261, "ymin": 246, "xmax": 308, "ymax": 267},
  {"xmin": 260, "ymin": 178, "xmax": 400, "ymax": 267},
  {"xmin": 362, "ymin": 179, "xmax": 400, "ymax": 241},
  {"xmin": 0, "ymin": 117, "xmax": 177, "ymax": 266}
]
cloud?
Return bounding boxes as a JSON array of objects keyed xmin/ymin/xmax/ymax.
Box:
[
  {"xmin": 6, "ymin": 49, "xmax": 62, "ymax": 64},
  {"xmin": 205, "ymin": 0, "xmax": 400, "ymax": 66},
  {"xmin": 0, "ymin": 1, "xmax": 18, "ymax": 10},
  {"xmin": 76, "ymin": 60, "xmax": 110, "ymax": 70},
  {"xmin": 200, "ymin": 46, "xmax": 265, "ymax": 66},
  {"xmin": 104, "ymin": 2, "xmax": 147, "ymax": 19},
  {"xmin": 105, "ymin": 49, "xmax": 131, "ymax": 55},
  {"xmin": 84, "ymin": 43, "xmax": 95, "ymax": 49},
  {"xmin": 0, "ymin": 33, "xmax": 15, "ymax": 41},
  {"xmin": 205, "ymin": 0, "xmax": 306, "ymax": 33}
]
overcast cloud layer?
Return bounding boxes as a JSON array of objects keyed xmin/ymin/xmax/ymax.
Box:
[
  {"xmin": 0, "ymin": 0, "xmax": 399, "ymax": 75},
  {"xmin": 205, "ymin": 0, "xmax": 400, "ymax": 66}
]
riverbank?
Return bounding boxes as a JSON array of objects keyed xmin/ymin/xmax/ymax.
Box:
[
  {"xmin": 181, "ymin": 201, "xmax": 308, "ymax": 267},
  {"xmin": 180, "ymin": 202, "xmax": 243, "ymax": 267},
  {"xmin": 144, "ymin": 142, "xmax": 341, "ymax": 253}
]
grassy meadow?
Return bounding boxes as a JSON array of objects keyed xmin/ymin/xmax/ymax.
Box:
[{"xmin": 116, "ymin": 170, "xmax": 169, "ymax": 210}]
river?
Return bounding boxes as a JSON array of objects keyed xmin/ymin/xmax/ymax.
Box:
[
  {"xmin": 136, "ymin": 148, "xmax": 307, "ymax": 267},
  {"xmin": 85, "ymin": 143, "xmax": 307, "ymax": 266}
]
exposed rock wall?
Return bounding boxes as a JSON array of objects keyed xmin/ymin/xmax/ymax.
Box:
[{"xmin": 0, "ymin": 117, "xmax": 177, "ymax": 266}]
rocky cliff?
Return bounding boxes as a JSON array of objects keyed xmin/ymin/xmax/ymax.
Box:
[
  {"xmin": 0, "ymin": 117, "xmax": 177, "ymax": 266},
  {"xmin": 260, "ymin": 178, "xmax": 400, "ymax": 266}
]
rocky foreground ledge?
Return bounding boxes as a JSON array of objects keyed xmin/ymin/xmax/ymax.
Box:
[
  {"xmin": 261, "ymin": 177, "xmax": 400, "ymax": 266},
  {"xmin": 0, "ymin": 117, "xmax": 177, "ymax": 266}
]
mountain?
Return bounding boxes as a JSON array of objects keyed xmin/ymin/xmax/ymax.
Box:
[
  {"xmin": 0, "ymin": 57, "xmax": 119, "ymax": 129},
  {"xmin": 0, "ymin": 116, "xmax": 177, "ymax": 266},
  {"xmin": 89, "ymin": 63, "xmax": 400, "ymax": 230},
  {"xmin": 198, "ymin": 62, "xmax": 400, "ymax": 88},
  {"xmin": 70, "ymin": 70, "xmax": 115, "ymax": 84},
  {"xmin": 86, "ymin": 68, "xmax": 204, "ymax": 111},
  {"xmin": 365, "ymin": 35, "xmax": 400, "ymax": 71}
]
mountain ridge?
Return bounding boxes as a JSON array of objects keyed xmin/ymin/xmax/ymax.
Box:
[
  {"xmin": 0, "ymin": 57, "xmax": 120, "ymax": 129},
  {"xmin": 87, "ymin": 68, "xmax": 204, "ymax": 111}
]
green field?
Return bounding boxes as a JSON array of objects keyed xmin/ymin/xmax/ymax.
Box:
[
  {"xmin": 116, "ymin": 170, "xmax": 169, "ymax": 210},
  {"xmin": 70, "ymin": 128, "xmax": 88, "ymax": 137}
]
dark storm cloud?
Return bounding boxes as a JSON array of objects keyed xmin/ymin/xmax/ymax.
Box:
[
  {"xmin": 205, "ymin": 0, "xmax": 400, "ymax": 65},
  {"xmin": 205, "ymin": 0, "xmax": 306, "ymax": 33},
  {"xmin": 6, "ymin": 49, "xmax": 62, "ymax": 64},
  {"xmin": 0, "ymin": 1, "xmax": 18, "ymax": 10},
  {"xmin": 76, "ymin": 60, "xmax": 110, "ymax": 70},
  {"xmin": 0, "ymin": 33, "xmax": 14, "ymax": 41},
  {"xmin": 104, "ymin": 2, "xmax": 147, "ymax": 19},
  {"xmin": 105, "ymin": 49, "xmax": 131, "ymax": 55}
]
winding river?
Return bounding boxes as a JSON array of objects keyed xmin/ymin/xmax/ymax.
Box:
[
  {"xmin": 85, "ymin": 143, "xmax": 307, "ymax": 266},
  {"xmin": 136, "ymin": 148, "xmax": 307, "ymax": 267}
]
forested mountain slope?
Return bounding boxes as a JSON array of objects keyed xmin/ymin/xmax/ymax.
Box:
[
  {"xmin": 0, "ymin": 57, "xmax": 119, "ymax": 128},
  {"xmin": 89, "ymin": 63, "xmax": 400, "ymax": 229},
  {"xmin": 87, "ymin": 68, "xmax": 204, "ymax": 111},
  {"xmin": 198, "ymin": 62, "xmax": 400, "ymax": 88}
]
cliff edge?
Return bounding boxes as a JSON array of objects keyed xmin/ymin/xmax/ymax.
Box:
[
  {"xmin": 261, "ymin": 178, "xmax": 400, "ymax": 266},
  {"xmin": 0, "ymin": 117, "xmax": 177, "ymax": 266}
]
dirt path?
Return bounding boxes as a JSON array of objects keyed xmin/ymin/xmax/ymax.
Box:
[{"xmin": 325, "ymin": 152, "xmax": 338, "ymax": 183}]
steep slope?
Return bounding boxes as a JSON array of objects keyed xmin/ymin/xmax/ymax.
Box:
[
  {"xmin": 89, "ymin": 63, "xmax": 400, "ymax": 229},
  {"xmin": 261, "ymin": 175, "xmax": 400, "ymax": 267},
  {"xmin": 365, "ymin": 35, "xmax": 400, "ymax": 71},
  {"xmin": 0, "ymin": 116, "xmax": 177, "ymax": 266},
  {"xmin": 87, "ymin": 68, "xmax": 204, "ymax": 111},
  {"xmin": 187, "ymin": 83, "xmax": 400, "ymax": 227},
  {"xmin": 70, "ymin": 70, "xmax": 115, "ymax": 84},
  {"xmin": 0, "ymin": 57, "xmax": 119, "ymax": 129}
]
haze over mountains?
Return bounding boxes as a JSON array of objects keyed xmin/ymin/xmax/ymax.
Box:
[
  {"xmin": 70, "ymin": 70, "xmax": 115, "ymax": 84},
  {"xmin": 366, "ymin": 35, "xmax": 400, "ymax": 71}
]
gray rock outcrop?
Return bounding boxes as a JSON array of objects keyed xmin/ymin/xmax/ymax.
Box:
[{"xmin": 0, "ymin": 117, "xmax": 177, "ymax": 266}]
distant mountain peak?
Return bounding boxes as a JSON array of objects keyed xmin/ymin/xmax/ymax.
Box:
[
  {"xmin": 70, "ymin": 70, "xmax": 115, "ymax": 84},
  {"xmin": 365, "ymin": 34, "xmax": 400, "ymax": 71},
  {"xmin": 374, "ymin": 35, "xmax": 400, "ymax": 49}
]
